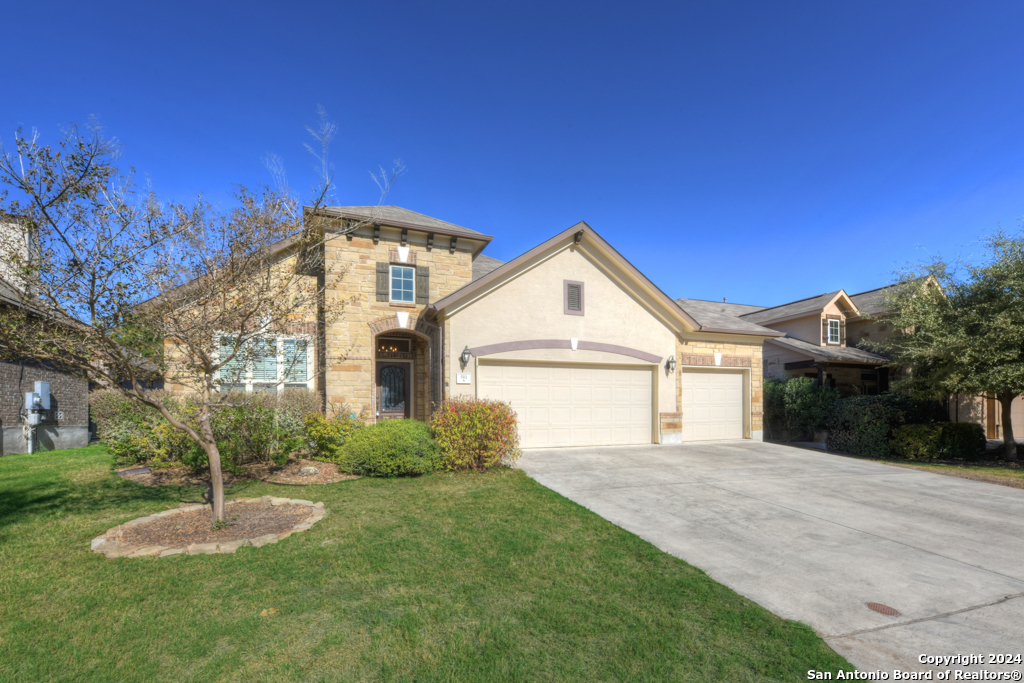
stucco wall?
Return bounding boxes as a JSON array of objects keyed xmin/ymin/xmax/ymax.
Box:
[
  {"xmin": 445, "ymin": 245, "xmax": 678, "ymax": 420},
  {"xmin": 768, "ymin": 314, "xmax": 825, "ymax": 345}
]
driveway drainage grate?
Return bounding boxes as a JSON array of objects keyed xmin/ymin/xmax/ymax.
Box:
[{"xmin": 866, "ymin": 602, "xmax": 900, "ymax": 616}]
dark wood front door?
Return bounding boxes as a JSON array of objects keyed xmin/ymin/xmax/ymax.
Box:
[{"xmin": 377, "ymin": 362, "xmax": 410, "ymax": 419}]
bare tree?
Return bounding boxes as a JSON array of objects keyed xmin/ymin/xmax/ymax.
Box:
[{"xmin": 0, "ymin": 115, "xmax": 400, "ymax": 520}]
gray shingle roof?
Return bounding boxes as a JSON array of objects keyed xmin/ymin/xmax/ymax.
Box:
[
  {"xmin": 472, "ymin": 254, "xmax": 504, "ymax": 281},
  {"xmin": 738, "ymin": 291, "xmax": 844, "ymax": 324},
  {"xmin": 767, "ymin": 336, "xmax": 889, "ymax": 364},
  {"xmin": 848, "ymin": 284, "xmax": 899, "ymax": 316},
  {"xmin": 674, "ymin": 298, "xmax": 780, "ymax": 335},
  {"xmin": 322, "ymin": 205, "xmax": 486, "ymax": 239}
]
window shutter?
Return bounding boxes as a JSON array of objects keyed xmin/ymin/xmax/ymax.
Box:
[
  {"xmin": 415, "ymin": 265, "xmax": 429, "ymax": 304},
  {"xmin": 567, "ymin": 283, "xmax": 582, "ymax": 311},
  {"xmin": 252, "ymin": 339, "xmax": 278, "ymax": 381},
  {"xmin": 219, "ymin": 337, "xmax": 245, "ymax": 382},
  {"xmin": 839, "ymin": 319, "xmax": 846, "ymax": 346},
  {"xmin": 284, "ymin": 340, "xmax": 307, "ymax": 381},
  {"xmin": 821, "ymin": 318, "xmax": 828, "ymax": 344},
  {"xmin": 376, "ymin": 262, "xmax": 389, "ymax": 302}
]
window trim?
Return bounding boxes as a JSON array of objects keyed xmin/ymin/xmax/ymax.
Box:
[
  {"xmin": 389, "ymin": 264, "xmax": 415, "ymax": 303},
  {"xmin": 215, "ymin": 334, "xmax": 314, "ymax": 393},
  {"xmin": 563, "ymin": 279, "xmax": 585, "ymax": 316},
  {"xmin": 827, "ymin": 318, "xmax": 841, "ymax": 344}
]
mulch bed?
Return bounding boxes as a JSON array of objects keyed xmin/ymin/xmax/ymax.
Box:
[
  {"xmin": 118, "ymin": 457, "xmax": 358, "ymax": 487},
  {"xmin": 110, "ymin": 500, "xmax": 313, "ymax": 547}
]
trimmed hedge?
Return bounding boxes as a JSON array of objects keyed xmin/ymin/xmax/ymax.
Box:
[
  {"xmin": 825, "ymin": 394, "xmax": 947, "ymax": 458},
  {"xmin": 339, "ymin": 419, "xmax": 439, "ymax": 477},
  {"xmin": 890, "ymin": 423, "xmax": 985, "ymax": 461},
  {"xmin": 431, "ymin": 397, "xmax": 520, "ymax": 470}
]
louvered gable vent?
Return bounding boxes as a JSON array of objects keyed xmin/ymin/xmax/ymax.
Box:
[{"xmin": 567, "ymin": 284, "xmax": 582, "ymax": 311}]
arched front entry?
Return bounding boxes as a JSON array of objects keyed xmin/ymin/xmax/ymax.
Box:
[{"xmin": 368, "ymin": 314, "xmax": 440, "ymax": 422}]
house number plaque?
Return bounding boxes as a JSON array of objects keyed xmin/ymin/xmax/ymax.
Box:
[{"xmin": 456, "ymin": 373, "xmax": 471, "ymax": 384}]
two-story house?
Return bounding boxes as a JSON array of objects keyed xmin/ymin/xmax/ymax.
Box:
[
  {"xmin": 163, "ymin": 206, "xmax": 784, "ymax": 448},
  {"xmin": 684, "ymin": 284, "xmax": 1023, "ymax": 440}
]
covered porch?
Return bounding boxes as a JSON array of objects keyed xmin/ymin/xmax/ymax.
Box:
[{"xmin": 765, "ymin": 336, "xmax": 890, "ymax": 397}]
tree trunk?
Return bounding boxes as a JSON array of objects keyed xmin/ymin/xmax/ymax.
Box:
[
  {"xmin": 999, "ymin": 392, "xmax": 1018, "ymax": 462},
  {"xmin": 200, "ymin": 411, "xmax": 226, "ymax": 521}
]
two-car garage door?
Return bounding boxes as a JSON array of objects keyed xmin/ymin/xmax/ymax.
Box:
[
  {"xmin": 477, "ymin": 363, "xmax": 652, "ymax": 448},
  {"xmin": 476, "ymin": 363, "xmax": 745, "ymax": 448}
]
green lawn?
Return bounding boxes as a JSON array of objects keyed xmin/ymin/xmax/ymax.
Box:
[
  {"xmin": 884, "ymin": 460, "xmax": 1024, "ymax": 488},
  {"xmin": 0, "ymin": 446, "xmax": 850, "ymax": 682}
]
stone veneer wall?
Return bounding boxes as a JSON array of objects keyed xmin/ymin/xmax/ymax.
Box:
[
  {"xmin": 1, "ymin": 359, "xmax": 90, "ymax": 455},
  {"xmin": 675, "ymin": 339, "xmax": 764, "ymax": 435},
  {"xmin": 321, "ymin": 230, "xmax": 473, "ymax": 420}
]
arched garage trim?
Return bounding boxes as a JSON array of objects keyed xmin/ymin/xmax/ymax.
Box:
[{"xmin": 468, "ymin": 339, "xmax": 661, "ymax": 364}]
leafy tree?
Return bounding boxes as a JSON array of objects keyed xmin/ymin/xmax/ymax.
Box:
[
  {"xmin": 0, "ymin": 116, "xmax": 398, "ymax": 519},
  {"xmin": 869, "ymin": 231, "xmax": 1024, "ymax": 461}
]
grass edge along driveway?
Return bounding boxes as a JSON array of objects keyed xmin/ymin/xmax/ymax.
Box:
[{"xmin": 0, "ymin": 445, "xmax": 852, "ymax": 682}]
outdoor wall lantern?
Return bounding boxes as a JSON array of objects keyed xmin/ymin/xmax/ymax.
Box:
[
  {"xmin": 666, "ymin": 355, "xmax": 677, "ymax": 374},
  {"xmin": 460, "ymin": 346, "xmax": 472, "ymax": 367}
]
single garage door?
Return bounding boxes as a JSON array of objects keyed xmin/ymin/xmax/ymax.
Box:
[
  {"xmin": 477, "ymin": 363, "xmax": 652, "ymax": 448},
  {"xmin": 681, "ymin": 370, "xmax": 744, "ymax": 441}
]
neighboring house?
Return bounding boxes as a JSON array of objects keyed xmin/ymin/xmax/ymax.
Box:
[
  {"xmin": 689, "ymin": 283, "xmax": 1023, "ymax": 439},
  {"xmin": 162, "ymin": 206, "xmax": 782, "ymax": 448},
  {"xmin": 0, "ymin": 219, "xmax": 90, "ymax": 455}
]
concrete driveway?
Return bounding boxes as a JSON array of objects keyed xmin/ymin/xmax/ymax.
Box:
[{"xmin": 518, "ymin": 441, "xmax": 1024, "ymax": 675}]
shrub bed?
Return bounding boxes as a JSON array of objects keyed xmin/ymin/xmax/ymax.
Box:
[
  {"xmin": 90, "ymin": 389, "xmax": 322, "ymax": 470},
  {"xmin": 431, "ymin": 397, "xmax": 520, "ymax": 470},
  {"xmin": 890, "ymin": 423, "xmax": 985, "ymax": 461},
  {"xmin": 304, "ymin": 413, "xmax": 361, "ymax": 462},
  {"xmin": 825, "ymin": 394, "xmax": 947, "ymax": 458},
  {"xmin": 763, "ymin": 378, "xmax": 838, "ymax": 441},
  {"xmin": 338, "ymin": 419, "xmax": 438, "ymax": 477}
]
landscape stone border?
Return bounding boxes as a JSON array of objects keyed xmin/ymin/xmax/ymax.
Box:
[{"xmin": 90, "ymin": 496, "xmax": 327, "ymax": 559}]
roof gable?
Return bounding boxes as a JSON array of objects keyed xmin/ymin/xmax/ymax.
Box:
[
  {"xmin": 739, "ymin": 289, "xmax": 859, "ymax": 325},
  {"xmin": 431, "ymin": 223, "xmax": 780, "ymax": 338}
]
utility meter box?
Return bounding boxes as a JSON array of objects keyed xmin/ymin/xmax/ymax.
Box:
[
  {"xmin": 34, "ymin": 381, "xmax": 51, "ymax": 410},
  {"xmin": 26, "ymin": 412, "xmax": 41, "ymax": 426},
  {"xmin": 24, "ymin": 392, "xmax": 40, "ymax": 411}
]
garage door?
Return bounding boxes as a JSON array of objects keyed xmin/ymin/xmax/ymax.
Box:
[
  {"xmin": 681, "ymin": 370, "xmax": 744, "ymax": 441},
  {"xmin": 477, "ymin": 363, "xmax": 652, "ymax": 448}
]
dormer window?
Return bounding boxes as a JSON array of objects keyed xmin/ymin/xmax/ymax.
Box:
[{"xmin": 828, "ymin": 319, "xmax": 841, "ymax": 344}]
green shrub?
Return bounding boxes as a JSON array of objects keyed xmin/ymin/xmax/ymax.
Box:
[
  {"xmin": 763, "ymin": 378, "xmax": 838, "ymax": 441},
  {"xmin": 90, "ymin": 388, "xmax": 321, "ymax": 470},
  {"xmin": 890, "ymin": 423, "xmax": 985, "ymax": 461},
  {"xmin": 431, "ymin": 397, "xmax": 520, "ymax": 470},
  {"xmin": 339, "ymin": 419, "xmax": 438, "ymax": 477},
  {"xmin": 825, "ymin": 394, "xmax": 947, "ymax": 457},
  {"xmin": 304, "ymin": 412, "xmax": 360, "ymax": 461}
]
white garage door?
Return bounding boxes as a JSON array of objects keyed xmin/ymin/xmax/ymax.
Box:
[
  {"xmin": 477, "ymin": 363, "xmax": 653, "ymax": 448},
  {"xmin": 681, "ymin": 370, "xmax": 744, "ymax": 441}
]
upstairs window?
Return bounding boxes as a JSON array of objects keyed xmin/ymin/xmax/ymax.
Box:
[
  {"xmin": 390, "ymin": 265, "xmax": 415, "ymax": 302},
  {"xmin": 828, "ymin": 319, "xmax": 841, "ymax": 344}
]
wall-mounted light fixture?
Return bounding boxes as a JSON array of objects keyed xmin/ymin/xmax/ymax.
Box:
[
  {"xmin": 666, "ymin": 355, "xmax": 676, "ymax": 373},
  {"xmin": 460, "ymin": 346, "xmax": 472, "ymax": 367}
]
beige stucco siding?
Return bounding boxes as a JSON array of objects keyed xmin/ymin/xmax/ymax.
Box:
[
  {"xmin": 766, "ymin": 314, "xmax": 823, "ymax": 345},
  {"xmin": 445, "ymin": 245, "xmax": 677, "ymax": 433}
]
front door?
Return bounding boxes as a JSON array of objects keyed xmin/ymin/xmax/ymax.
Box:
[{"xmin": 377, "ymin": 362, "xmax": 410, "ymax": 419}]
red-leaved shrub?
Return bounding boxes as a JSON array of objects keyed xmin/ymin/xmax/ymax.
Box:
[{"xmin": 431, "ymin": 397, "xmax": 520, "ymax": 470}]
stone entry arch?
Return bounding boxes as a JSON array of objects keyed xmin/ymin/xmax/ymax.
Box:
[{"xmin": 368, "ymin": 314, "xmax": 440, "ymax": 422}]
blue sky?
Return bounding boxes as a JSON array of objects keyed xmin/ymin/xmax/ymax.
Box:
[{"xmin": 4, "ymin": 1, "xmax": 1024, "ymax": 306}]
